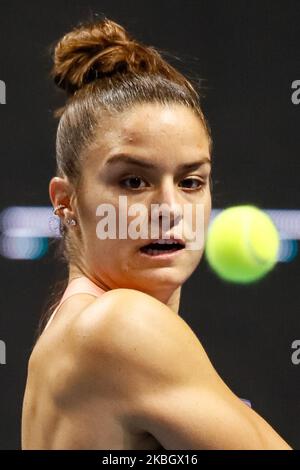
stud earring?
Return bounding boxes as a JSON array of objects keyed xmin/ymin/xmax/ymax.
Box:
[{"xmin": 66, "ymin": 218, "xmax": 77, "ymax": 226}]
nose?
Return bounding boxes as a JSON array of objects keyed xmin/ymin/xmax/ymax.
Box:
[{"xmin": 151, "ymin": 177, "xmax": 183, "ymax": 230}]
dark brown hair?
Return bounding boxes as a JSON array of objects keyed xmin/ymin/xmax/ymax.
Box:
[{"xmin": 38, "ymin": 16, "xmax": 213, "ymax": 336}]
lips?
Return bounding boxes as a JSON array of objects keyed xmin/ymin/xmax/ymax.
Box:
[{"xmin": 139, "ymin": 237, "xmax": 186, "ymax": 255}]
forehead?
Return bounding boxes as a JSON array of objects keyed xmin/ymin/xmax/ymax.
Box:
[
  {"xmin": 87, "ymin": 103, "xmax": 210, "ymax": 167},
  {"xmin": 97, "ymin": 103, "xmax": 207, "ymax": 145},
  {"xmin": 117, "ymin": 102, "xmax": 205, "ymax": 136}
]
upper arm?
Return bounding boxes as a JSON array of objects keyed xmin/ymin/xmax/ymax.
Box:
[{"xmin": 83, "ymin": 289, "xmax": 292, "ymax": 450}]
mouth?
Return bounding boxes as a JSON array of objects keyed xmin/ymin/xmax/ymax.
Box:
[{"xmin": 139, "ymin": 238, "xmax": 186, "ymax": 257}]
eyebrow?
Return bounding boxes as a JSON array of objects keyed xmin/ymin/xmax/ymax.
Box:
[{"xmin": 104, "ymin": 153, "xmax": 211, "ymax": 171}]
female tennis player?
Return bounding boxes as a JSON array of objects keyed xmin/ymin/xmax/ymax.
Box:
[{"xmin": 21, "ymin": 17, "xmax": 291, "ymax": 450}]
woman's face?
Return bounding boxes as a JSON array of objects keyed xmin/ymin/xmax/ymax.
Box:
[{"xmin": 74, "ymin": 103, "xmax": 211, "ymax": 297}]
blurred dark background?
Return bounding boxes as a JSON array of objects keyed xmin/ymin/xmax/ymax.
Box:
[{"xmin": 0, "ymin": 0, "xmax": 299, "ymax": 449}]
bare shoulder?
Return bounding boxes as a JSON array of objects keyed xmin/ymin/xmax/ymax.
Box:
[
  {"xmin": 67, "ymin": 289, "xmax": 291, "ymax": 449},
  {"xmin": 71, "ymin": 287, "xmax": 213, "ymax": 395},
  {"xmin": 74, "ymin": 289, "xmax": 290, "ymax": 449},
  {"xmin": 73, "ymin": 287, "xmax": 207, "ymax": 363}
]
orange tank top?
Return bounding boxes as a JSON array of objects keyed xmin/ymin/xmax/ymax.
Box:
[{"xmin": 44, "ymin": 276, "xmax": 105, "ymax": 331}]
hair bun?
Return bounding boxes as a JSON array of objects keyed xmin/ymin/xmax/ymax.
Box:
[{"xmin": 51, "ymin": 17, "xmax": 166, "ymax": 96}]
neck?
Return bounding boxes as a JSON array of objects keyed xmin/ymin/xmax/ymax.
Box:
[
  {"xmin": 68, "ymin": 264, "xmax": 182, "ymax": 315},
  {"xmin": 149, "ymin": 285, "xmax": 181, "ymax": 314}
]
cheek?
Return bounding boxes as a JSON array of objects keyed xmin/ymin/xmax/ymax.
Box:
[
  {"xmin": 204, "ymin": 191, "xmax": 212, "ymax": 226},
  {"xmin": 78, "ymin": 186, "xmax": 118, "ymax": 239},
  {"xmin": 189, "ymin": 192, "xmax": 211, "ymax": 249},
  {"xmin": 77, "ymin": 186, "xmax": 99, "ymax": 224},
  {"xmin": 192, "ymin": 191, "xmax": 211, "ymax": 227}
]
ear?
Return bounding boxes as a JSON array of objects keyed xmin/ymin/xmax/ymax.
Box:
[{"xmin": 49, "ymin": 176, "xmax": 73, "ymax": 211}]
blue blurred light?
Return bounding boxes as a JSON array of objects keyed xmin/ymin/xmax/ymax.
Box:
[
  {"xmin": 0, "ymin": 206, "xmax": 299, "ymax": 261},
  {"xmin": 0, "ymin": 235, "xmax": 48, "ymax": 260},
  {"xmin": 277, "ymin": 239, "xmax": 298, "ymax": 263}
]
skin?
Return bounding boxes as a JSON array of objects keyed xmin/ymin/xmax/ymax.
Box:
[{"xmin": 21, "ymin": 103, "xmax": 292, "ymax": 449}]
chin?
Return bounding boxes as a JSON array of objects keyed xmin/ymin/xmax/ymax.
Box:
[{"xmin": 137, "ymin": 267, "xmax": 189, "ymax": 289}]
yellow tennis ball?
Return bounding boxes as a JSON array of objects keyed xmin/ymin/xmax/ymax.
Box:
[{"xmin": 205, "ymin": 205, "xmax": 280, "ymax": 283}]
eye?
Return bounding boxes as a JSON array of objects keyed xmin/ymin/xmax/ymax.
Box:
[
  {"xmin": 179, "ymin": 177, "xmax": 206, "ymax": 190},
  {"xmin": 119, "ymin": 175, "xmax": 148, "ymax": 190}
]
